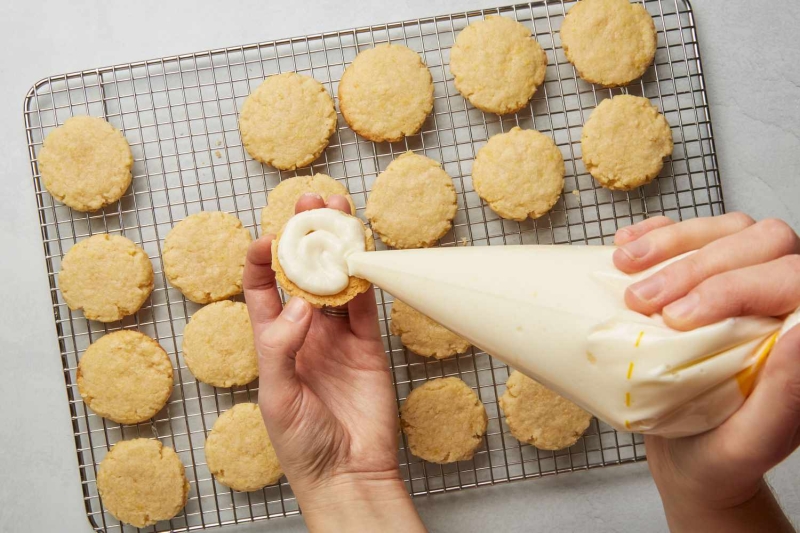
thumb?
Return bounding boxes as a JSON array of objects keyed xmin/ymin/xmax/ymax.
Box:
[
  {"xmin": 257, "ymin": 297, "xmax": 312, "ymax": 423},
  {"xmin": 714, "ymin": 323, "xmax": 800, "ymax": 473}
]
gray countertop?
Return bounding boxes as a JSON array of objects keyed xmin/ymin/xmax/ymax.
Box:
[{"xmin": 1, "ymin": 1, "xmax": 798, "ymax": 531}]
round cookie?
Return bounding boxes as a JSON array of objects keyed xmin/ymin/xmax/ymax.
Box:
[
  {"xmin": 339, "ymin": 44, "xmax": 434, "ymax": 142},
  {"xmin": 78, "ymin": 330, "xmax": 173, "ymax": 424},
  {"xmin": 499, "ymin": 370, "xmax": 592, "ymax": 450},
  {"xmin": 38, "ymin": 116, "xmax": 133, "ymax": 212},
  {"xmin": 560, "ymin": 0, "xmax": 657, "ymax": 87},
  {"xmin": 163, "ymin": 211, "xmax": 253, "ymax": 304},
  {"xmin": 261, "ymin": 174, "xmax": 356, "ymax": 235},
  {"xmin": 390, "ymin": 299, "xmax": 470, "ymax": 359},
  {"xmin": 365, "ymin": 152, "xmax": 457, "ymax": 249},
  {"xmin": 183, "ymin": 301, "xmax": 257, "ymax": 388},
  {"xmin": 450, "ymin": 16, "xmax": 548, "ymax": 115},
  {"xmin": 97, "ymin": 439, "xmax": 189, "ymax": 528},
  {"xmin": 239, "ymin": 73, "xmax": 337, "ymax": 170},
  {"xmin": 272, "ymin": 211, "xmax": 374, "ymax": 307},
  {"xmin": 400, "ymin": 377, "xmax": 488, "ymax": 464},
  {"xmin": 205, "ymin": 403, "xmax": 283, "ymax": 491},
  {"xmin": 472, "ymin": 127, "xmax": 564, "ymax": 221},
  {"xmin": 581, "ymin": 95, "xmax": 673, "ymax": 190},
  {"xmin": 59, "ymin": 234, "xmax": 154, "ymax": 322}
]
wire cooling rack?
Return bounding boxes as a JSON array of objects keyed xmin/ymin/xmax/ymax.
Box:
[{"xmin": 24, "ymin": 0, "xmax": 721, "ymax": 531}]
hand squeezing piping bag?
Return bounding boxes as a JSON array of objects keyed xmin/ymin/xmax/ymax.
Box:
[{"xmin": 347, "ymin": 245, "xmax": 800, "ymax": 437}]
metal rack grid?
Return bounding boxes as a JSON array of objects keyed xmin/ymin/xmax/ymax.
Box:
[{"xmin": 23, "ymin": 0, "xmax": 721, "ymax": 531}]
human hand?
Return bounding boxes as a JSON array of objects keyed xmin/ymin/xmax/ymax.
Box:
[
  {"xmin": 613, "ymin": 213, "xmax": 800, "ymax": 532},
  {"xmin": 243, "ymin": 194, "xmax": 425, "ymax": 532}
]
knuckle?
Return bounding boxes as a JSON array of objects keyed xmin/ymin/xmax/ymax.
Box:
[
  {"xmin": 698, "ymin": 275, "xmax": 744, "ymax": 315},
  {"xmin": 759, "ymin": 218, "xmax": 798, "ymax": 252}
]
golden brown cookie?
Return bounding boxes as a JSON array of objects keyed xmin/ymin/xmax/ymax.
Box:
[
  {"xmin": 78, "ymin": 330, "xmax": 173, "ymax": 424},
  {"xmin": 339, "ymin": 44, "xmax": 433, "ymax": 142},
  {"xmin": 450, "ymin": 16, "xmax": 548, "ymax": 114},
  {"xmin": 400, "ymin": 377, "xmax": 487, "ymax": 464},
  {"xmin": 38, "ymin": 116, "xmax": 133, "ymax": 212},
  {"xmin": 59, "ymin": 234, "xmax": 153, "ymax": 322},
  {"xmin": 390, "ymin": 299, "xmax": 470, "ymax": 359},
  {"xmin": 182, "ymin": 301, "xmax": 257, "ymax": 388},
  {"xmin": 97, "ymin": 439, "xmax": 189, "ymax": 528},
  {"xmin": 163, "ymin": 211, "xmax": 253, "ymax": 304},
  {"xmin": 560, "ymin": 0, "xmax": 657, "ymax": 87},
  {"xmin": 365, "ymin": 152, "xmax": 457, "ymax": 249},
  {"xmin": 261, "ymin": 174, "xmax": 356, "ymax": 236},
  {"xmin": 205, "ymin": 403, "xmax": 283, "ymax": 492},
  {"xmin": 499, "ymin": 370, "xmax": 592, "ymax": 450},
  {"xmin": 272, "ymin": 210, "xmax": 374, "ymax": 307},
  {"xmin": 581, "ymin": 95, "xmax": 673, "ymax": 190},
  {"xmin": 239, "ymin": 72, "xmax": 337, "ymax": 170},
  {"xmin": 472, "ymin": 127, "xmax": 564, "ymax": 221}
]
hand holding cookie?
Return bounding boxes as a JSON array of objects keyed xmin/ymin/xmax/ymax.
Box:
[{"xmin": 243, "ymin": 195, "xmax": 425, "ymax": 532}]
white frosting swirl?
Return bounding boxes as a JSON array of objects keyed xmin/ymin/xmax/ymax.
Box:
[{"xmin": 277, "ymin": 208, "xmax": 366, "ymax": 295}]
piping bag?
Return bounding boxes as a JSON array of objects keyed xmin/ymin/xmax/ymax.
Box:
[{"xmin": 345, "ymin": 245, "xmax": 800, "ymax": 438}]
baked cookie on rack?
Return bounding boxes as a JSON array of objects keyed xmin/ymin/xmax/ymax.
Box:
[
  {"xmin": 338, "ymin": 44, "xmax": 433, "ymax": 142},
  {"xmin": 499, "ymin": 370, "xmax": 592, "ymax": 450},
  {"xmin": 390, "ymin": 299, "xmax": 470, "ymax": 359},
  {"xmin": 472, "ymin": 127, "xmax": 564, "ymax": 221},
  {"xmin": 239, "ymin": 72, "xmax": 337, "ymax": 170},
  {"xmin": 560, "ymin": 0, "xmax": 657, "ymax": 87},
  {"xmin": 400, "ymin": 377, "xmax": 487, "ymax": 464},
  {"xmin": 163, "ymin": 211, "xmax": 253, "ymax": 304},
  {"xmin": 272, "ymin": 208, "xmax": 374, "ymax": 308},
  {"xmin": 59, "ymin": 233, "xmax": 153, "ymax": 322},
  {"xmin": 449, "ymin": 16, "xmax": 548, "ymax": 115},
  {"xmin": 365, "ymin": 152, "xmax": 457, "ymax": 249},
  {"xmin": 182, "ymin": 301, "xmax": 258, "ymax": 388},
  {"xmin": 78, "ymin": 330, "xmax": 173, "ymax": 425},
  {"xmin": 97, "ymin": 439, "xmax": 189, "ymax": 528},
  {"xmin": 581, "ymin": 94, "xmax": 673, "ymax": 190},
  {"xmin": 205, "ymin": 403, "xmax": 283, "ymax": 492},
  {"xmin": 260, "ymin": 174, "xmax": 356, "ymax": 235},
  {"xmin": 38, "ymin": 115, "xmax": 133, "ymax": 212}
]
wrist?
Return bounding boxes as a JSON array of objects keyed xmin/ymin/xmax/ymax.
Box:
[
  {"xmin": 658, "ymin": 478, "xmax": 793, "ymax": 533},
  {"xmin": 298, "ymin": 472, "xmax": 426, "ymax": 533}
]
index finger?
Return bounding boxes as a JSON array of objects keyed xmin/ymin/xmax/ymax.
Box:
[{"xmin": 243, "ymin": 235, "xmax": 284, "ymax": 336}]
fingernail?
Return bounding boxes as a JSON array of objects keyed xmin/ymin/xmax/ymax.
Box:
[
  {"xmin": 300, "ymin": 193, "xmax": 323, "ymax": 201},
  {"xmin": 664, "ymin": 293, "xmax": 700, "ymax": 320},
  {"xmin": 620, "ymin": 239, "xmax": 650, "ymax": 261},
  {"xmin": 629, "ymin": 275, "xmax": 664, "ymax": 303},
  {"xmin": 283, "ymin": 297, "xmax": 308, "ymax": 323}
]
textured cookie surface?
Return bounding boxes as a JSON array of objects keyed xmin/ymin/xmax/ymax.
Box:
[
  {"xmin": 450, "ymin": 16, "xmax": 547, "ymax": 114},
  {"xmin": 581, "ymin": 95, "xmax": 673, "ymax": 190},
  {"xmin": 560, "ymin": 0, "xmax": 657, "ymax": 87},
  {"xmin": 39, "ymin": 116, "xmax": 133, "ymax": 212},
  {"xmin": 205, "ymin": 403, "xmax": 283, "ymax": 492},
  {"xmin": 472, "ymin": 127, "xmax": 564, "ymax": 221},
  {"xmin": 78, "ymin": 330, "xmax": 173, "ymax": 424},
  {"xmin": 365, "ymin": 152, "xmax": 457, "ymax": 249},
  {"xmin": 59, "ymin": 234, "xmax": 153, "ymax": 322},
  {"xmin": 390, "ymin": 299, "xmax": 470, "ymax": 359},
  {"xmin": 240, "ymin": 73, "xmax": 336, "ymax": 170},
  {"xmin": 272, "ymin": 212, "xmax": 374, "ymax": 307},
  {"xmin": 163, "ymin": 211, "xmax": 253, "ymax": 304},
  {"xmin": 400, "ymin": 377, "xmax": 487, "ymax": 464},
  {"xmin": 97, "ymin": 439, "xmax": 189, "ymax": 528},
  {"xmin": 339, "ymin": 44, "xmax": 433, "ymax": 142},
  {"xmin": 499, "ymin": 371, "xmax": 592, "ymax": 450},
  {"xmin": 183, "ymin": 301, "xmax": 258, "ymax": 388},
  {"xmin": 261, "ymin": 174, "xmax": 355, "ymax": 235}
]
